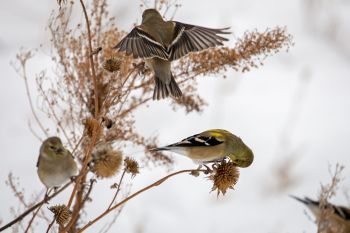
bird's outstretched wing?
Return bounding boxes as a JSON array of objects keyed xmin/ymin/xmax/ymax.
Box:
[
  {"xmin": 168, "ymin": 22, "xmax": 230, "ymax": 60},
  {"xmin": 114, "ymin": 27, "xmax": 168, "ymax": 59},
  {"xmin": 167, "ymin": 133, "xmax": 224, "ymax": 148}
]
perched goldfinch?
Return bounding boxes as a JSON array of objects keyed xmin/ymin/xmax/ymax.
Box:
[
  {"xmin": 37, "ymin": 137, "xmax": 78, "ymax": 189},
  {"xmin": 291, "ymin": 195, "xmax": 350, "ymax": 233},
  {"xmin": 114, "ymin": 8, "xmax": 230, "ymax": 100},
  {"xmin": 151, "ymin": 129, "xmax": 254, "ymax": 168}
]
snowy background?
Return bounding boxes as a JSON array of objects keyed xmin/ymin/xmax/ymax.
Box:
[{"xmin": 1, "ymin": 0, "xmax": 350, "ymax": 232}]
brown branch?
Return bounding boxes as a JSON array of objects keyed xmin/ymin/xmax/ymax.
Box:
[
  {"xmin": 67, "ymin": 178, "xmax": 96, "ymax": 232},
  {"xmin": 23, "ymin": 201, "xmax": 44, "ymax": 233},
  {"xmin": 0, "ymin": 182, "xmax": 72, "ymax": 232},
  {"xmin": 14, "ymin": 53, "xmax": 48, "ymax": 139},
  {"xmin": 64, "ymin": 1, "xmax": 100, "ymax": 231},
  {"xmin": 80, "ymin": 0, "xmax": 99, "ymax": 118},
  {"xmin": 37, "ymin": 83, "xmax": 73, "ymax": 149},
  {"xmin": 108, "ymin": 169, "xmax": 127, "ymax": 209},
  {"xmin": 45, "ymin": 216, "xmax": 56, "ymax": 233},
  {"xmin": 77, "ymin": 169, "xmax": 206, "ymax": 232},
  {"xmin": 64, "ymin": 126, "xmax": 99, "ymax": 232}
]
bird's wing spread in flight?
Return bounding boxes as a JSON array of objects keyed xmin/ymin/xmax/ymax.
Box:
[
  {"xmin": 168, "ymin": 21, "xmax": 230, "ymax": 60},
  {"xmin": 114, "ymin": 27, "xmax": 168, "ymax": 59}
]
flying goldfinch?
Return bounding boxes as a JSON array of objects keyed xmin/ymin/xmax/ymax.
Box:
[
  {"xmin": 114, "ymin": 8, "xmax": 230, "ymax": 100},
  {"xmin": 37, "ymin": 137, "xmax": 78, "ymax": 189},
  {"xmin": 291, "ymin": 195, "xmax": 350, "ymax": 233},
  {"xmin": 151, "ymin": 129, "xmax": 254, "ymax": 168}
]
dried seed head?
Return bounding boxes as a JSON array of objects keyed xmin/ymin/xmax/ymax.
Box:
[
  {"xmin": 124, "ymin": 157, "xmax": 139, "ymax": 177},
  {"xmin": 83, "ymin": 117, "xmax": 102, "ymax": 138},
  {"xmin": 49, "ymin": 204, "xmax": 71, "ymax": 226},
  {"xmin": 103, "ymin": 58, "xmax": 122, "ymax": 72},
  {"xmin": 209, "ymin": 160, "xmax": 240, "ymax": 196},
  {"xmin": 90, "ymin": 143, "xmax": 123, "ymax": 178}
]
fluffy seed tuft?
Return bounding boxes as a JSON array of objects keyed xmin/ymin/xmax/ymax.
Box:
[{"xmin": 90, "ymin": 143, "xmax": 123, "ymax": 178}]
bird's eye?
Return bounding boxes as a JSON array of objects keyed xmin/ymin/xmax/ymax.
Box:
[{"xmin": 49, "ymin": 146, "xmax": 55, "ymax": 150}]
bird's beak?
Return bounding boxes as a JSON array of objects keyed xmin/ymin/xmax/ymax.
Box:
[{"xmin": 56, "ymin": 147, "xmax": 64, "ymax": 154}]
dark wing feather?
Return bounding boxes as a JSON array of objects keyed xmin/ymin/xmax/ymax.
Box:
[
  {"xmin": 36, "ymin": 155, "xmax": 40, "ymax": 167},
  {"xmin": 292, "ymin": 196, "xmax": 350, "ymax": 221},
  {"xmin": 168, "ymin": 21, "xmax": 230, "ymax": 60},
  {"xmin": 114, "ymin": 27, "xmax": 168, "ymax": 59},
  {"xmin": 168, "ymin": 134, "xmax": 224, "ymax": 147}
]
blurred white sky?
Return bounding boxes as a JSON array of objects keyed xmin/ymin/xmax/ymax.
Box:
[{"xmin": 1, "ymin": 0, "xmax": 350, "ymax": 232}]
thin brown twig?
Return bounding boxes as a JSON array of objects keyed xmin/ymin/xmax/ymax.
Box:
[
  {"xmin": 82, "ymin": 179, "xmax": 96, "ymax": 205},
  {"xmin": 64, "ymin": 2, "xmax": 100, "ymax": 228},
  {"xmin": 80, "ymin": 0, "xmax": 99, "ymax": 118},
  {"xmin": 15, "ymin": 54, "xmax": 48, "ymax": 139},
  {"xmin": 45, "ymin": 216, "xmax": 56, "ymax": 233},
  {"xmin": 71, "ymin": 133, "xmax": 85, "ymax": 155},
  {"xmin": 78, "ymin": 169, "xmax": 206, "ymax": 232},
  {"xmin": 24, "ymin": 201, "xmax": 43, "ymax": 233},
  {"xmin": 37, "ymin": 83, "xmax": 73, "ymax": 149},
  {"xmin": 0, "ymin": 182, "xmax": 72, "ymax": 232},
  {"xmin": 108, "ymin": 169, "xmax": 127, "ymax": 209},
  {"xmin": 66, "ymin": 179, "xmax": 95, "ymax": 233},
  {"xmin": 99, "ymin": 187, "xmax": 131, "ymax": 233}
]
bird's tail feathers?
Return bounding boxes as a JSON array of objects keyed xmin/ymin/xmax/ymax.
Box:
[
  {"xmin": 153, "ymin": 74, "xmax": 182, "ymax": 100},
  {"xmin": 153, "ymin": 76, "xmax": 169, "ymax": 100},
  {"xmin": 289, "ymin": 195, "xmax": 318, "ymax": 206},
  {"xmin": 169, "ymin": 74, "xmax": 182, "ymax": 98}
]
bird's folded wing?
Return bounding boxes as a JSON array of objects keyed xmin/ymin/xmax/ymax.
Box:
[
  {"xmin": 114, "ymin": 27, "xmax": 168, "ymax": 59},
  {"xmin": 168, "ymin": 134, "xmax": 224, "ymax": 147},
  {"xmin": 168, "ymin": 22, "xmax": 230, "ymax": 60}
]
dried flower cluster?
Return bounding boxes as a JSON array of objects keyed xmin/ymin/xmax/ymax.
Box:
[
  {"xmin": 317, "ymin": 164, "xmax": 346, "ymax": 233},
  {"xmin": 124, "ymin": 157, "xmax": 140, "ymax": 177},
  {"xmin": 209, "ymin": 160, "xmax": 240, "ymax": 196},
  {"xmin": 90, "ymin": 143, "xmax": 123, "ymax": 178},
  {"xmin": 103, "ymin": 57, "xmax": 122, "ymax": 73},
  {"xmin": 49, "ymin": 204, "xmax": 72, "ymax": 226}
]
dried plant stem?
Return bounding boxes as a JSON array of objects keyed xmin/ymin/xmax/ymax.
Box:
[
  {"xmin": 64, "ymin": 131, "xmax": 99, "ymax": 232},
  {"xmin": 78, "ymin": 169, "xmax": 206, "ymax": 233},
  {"xmin": 37, "ymin": 83, "xmax": 73, "ymax": 149},
  {"xmin": 79, "ymin": 0, "xmax": 99, "ymax": 118},
  {"xmin": 67, "ymin": 179, "xmax": 95, "ymax": 232},
  {"xmin": 108, "ymin": 169, "xmax": 127, "ymax": 209},
  {"xmin": 45, "ymin": 216, "xmax": 56, "ymax": 233},
  {"xmin": 18, "ymin": 59, "xmax": 48, "ymax": 139},
  {"xmin": 65, "ymin": 1, "xmax": 100, "ymax": 230},
  {"xmin": 23, "ymin": 201, "xmax": 44, "ymax": 233},
  {"xmin": 0, "ymin": 181, "xmax": 72, "ymax": 232}
]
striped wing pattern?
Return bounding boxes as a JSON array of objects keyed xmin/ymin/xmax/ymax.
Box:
[
  {"xmin": 114, "ymin": 27, "xmax": 168, "ymax": 59},
  {"xmin": 168, "ymin": 134, "xmax": 224, "ymax": 148},
  {"xmin": 114, "ymin": 22, "xmax": 229, "ymax": 61},
  {"xmin": 168, "ymin": 22, "xmax": 230, "ymax": 60}
]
